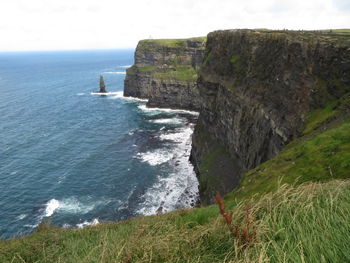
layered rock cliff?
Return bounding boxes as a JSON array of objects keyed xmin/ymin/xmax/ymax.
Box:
[
  {"xmin": 192, "ymin": 30, "xmax": 350, "ymax": 204},
  {"xmin": 124, "ymin": 30, "xmax": 350, "ymax": 204},
  {"xmin": 124, "ymin": 37, "xmax": 206, "ymax": 110}
]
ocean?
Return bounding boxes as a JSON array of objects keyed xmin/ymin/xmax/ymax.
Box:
[{"xmin": 0, "ymin": 49, "xmax": 199, "ymax": 239}]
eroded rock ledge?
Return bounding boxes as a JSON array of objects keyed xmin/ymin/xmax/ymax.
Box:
[
  {"xmin": 124, "ymin": 37, "xmax": 206, "ymax": 110},
  {"xmin": 124, "ymin": 30, "xmax": 350, "ymax": 204}
]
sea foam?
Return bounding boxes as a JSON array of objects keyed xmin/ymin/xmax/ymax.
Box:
[
  {"xmin": 137, "ymin": 125, "xmax": 199, "ymax": 215},
  {"xmin": 76, "ymin": 218, "xmax": 99, "ymax": 228},
  {"xmin": 137, "ymin": 150, "xmax": 174, "ymax": 166},
  {"xmin": 138, "ymin": 104, "xmax": 199, "ymax": 115},
  {"xmin": 43, "ymin": 197, "xmax": 100, "ymax": 218},
  {"xmin": 109, "ymin": 91, "xmax": 148, "ymax": 102},
  {"xmin": 45, "ymin": 199, "xmax": 60, "ymax": 217},
  {"xmin": 103, "ymin": 71, "xmax": 126, "ymax": 75},
  {"xmin": 149, "ymin": 117, "xmax": 185, "ymax": 125}
]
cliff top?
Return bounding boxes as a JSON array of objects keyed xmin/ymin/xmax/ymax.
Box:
[
  {"xmin": 137, "ymin": 37, "xmax": 206, "ymax": 50},
  {"xmin": 208, "ymin": 29, "xmax": 350, "ymax": 45}
]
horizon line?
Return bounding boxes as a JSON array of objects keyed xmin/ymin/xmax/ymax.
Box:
[{"xmin": 0, "ymin": 47, "xmax": 136, "ymax": 53}]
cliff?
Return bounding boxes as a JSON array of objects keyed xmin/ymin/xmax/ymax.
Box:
[
  {"xmin": 124, "ymin": 37, "xmax": 206, "ymax": 110},
  {"xmin": 191, "ymin": 29, "xmax": 350, "ymax": 203},
  {"xmin": 124, "ymin": 30, "xmax": 350, "ymax": 204}
]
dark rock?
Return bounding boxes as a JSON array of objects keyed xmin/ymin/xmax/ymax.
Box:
[
  {"xmin": 123, "ymin": 30, "xmax": 350, "ymax": 205},
  {"xmin": 99, "ymin": 75, "xmax": 107, "ymax": 93},
  {"xmin": 124, "ymin": 38, "xmax": 206, "ymax": 110},
  {"xmin": 191, "ymin": 29, "xmax": 350, "ymax": 204}
]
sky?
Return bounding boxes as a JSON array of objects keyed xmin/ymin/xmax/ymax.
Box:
[{"xmin": 0, "ymin": 0, "xmax": 349, "ymax": 51}]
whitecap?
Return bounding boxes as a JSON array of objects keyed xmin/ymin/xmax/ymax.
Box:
[
  {"xmin": 137, "ymin": 126, "xmax": 199, "ymax": 215},
  {"xmin": 138, "ymin": 104, "xmax": 199, "ymax": 115},
  {"xmin": 42, "ymin": 197, "xmax": 100, "ymax": 219},
  {"xmin": 103, "ymin": 71, "xmax": 126, "ymax": 75},
  {"xmin": 107, "ymin": 91, "xmax": 148, "ymax": 102},
  {"xmin": 44, "ymin": 199, "xmax": 60, "ymax": 217},
  {"xmin": 149, "ymin": 118, "xmax": 185, "ymax": 125},
  {"xmin": 76, "ymin": 93, "xmax": 85, "ymax": 96},
  {"xmin": 76, "ymin": 218, "xmax": 99, "ymax": 228},
  {"xmin": 136, "ymin": 150, "xmax": 174, "ymax": 166},
  {"xmin": 24, "ymin": 224, "xmax": 38, "ymax": 228},
  {"xmin": 57, "ymin": 197, "xmax": 96, "ymax": 214},
  {"xmin": 90, "ymin": 91, "xmax": 121, "ymax": 96},
  {"xmin": 120, "ymin": 65, "xmax": 131, "ymax": 68},
  {"xmin": 159, "ymin": 126, "xmax": 193, "ymax": 142},
  {"xmin": 16, "ymin": 214, "xmax": 27, "ymax": 220}
]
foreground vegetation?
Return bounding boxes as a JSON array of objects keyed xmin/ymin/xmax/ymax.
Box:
[{"xmin": 1, "ymin": 179, "xmax": 350, "ymax": 263}]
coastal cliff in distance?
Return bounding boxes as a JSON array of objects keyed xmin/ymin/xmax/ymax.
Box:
[
  {"xmin": 124, "ymin": 30, "xmax": 350, "ymax": 204},
  {"xmin": 124, "ymin": 37, "xmax": 206, "ymax": 110}
]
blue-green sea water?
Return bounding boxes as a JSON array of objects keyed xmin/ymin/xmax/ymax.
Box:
[{"xmin": 0, "ymin": 50, "xmax": 199, "ymax": 239}]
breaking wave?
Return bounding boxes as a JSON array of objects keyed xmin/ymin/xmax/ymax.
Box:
[
  {"xmin": 137, "ymin": 125, "xmax": 198, "ymax": 215},
  {"xmin": 76, "ymin": 218, "xmax": 99, "ymax": 228},
  {"xmin": 103, "ymin": 71, "xmax": 126, "ymax": 74},
  {"xmin": 44, "ymin": 199, "xmax": 60, "ymax": 217},
  {"xmin": 137, "ymin": 150, "xmax": 174, "ymax": 166},
  {"xmin": 41, "ymin": 197, "xmax": 103, "ymax": 220},
  {"xmin": 108, "ymin": 91, "xmax": 148, "ymax": 102},
  {"xmin": 138, "ymin": 104, "xmax": 199, "ymax": 115},
  {"xmin": 149, "ymin": 117, "xmax": 185, "ymax": 125}
]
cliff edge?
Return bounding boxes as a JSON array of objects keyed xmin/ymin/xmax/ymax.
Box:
[
  {"xmin": 124, "ymin": 37, "xmax": 206, "ymax": 110},
  {"xmin": 192, "ymin": 29, "xmax": 350, "ymax": 203},
  {"xmin": 124, "ymin": 30, "xmax": 350, "ymax": 204}
]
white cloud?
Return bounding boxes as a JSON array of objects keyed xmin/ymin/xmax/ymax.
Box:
[{"xmin": 0, "ymin": 0, "xmax": 348, "ymax": 51}]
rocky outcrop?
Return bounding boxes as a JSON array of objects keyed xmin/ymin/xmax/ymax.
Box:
[
  {"xmin": 191, "ymin": 30, "xmax": 350, "ymax": 204},
  {"xmin": 124, "ymin": 38, "xmax": 206, "ymax": 110},
  {"xmin": 99, "ymin": 75, "xmax": 106, "ymax": 93}
]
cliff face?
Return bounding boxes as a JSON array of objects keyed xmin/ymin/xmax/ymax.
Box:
[
  {"xmin": 124, "ymin": 38, "xmax": 206, "ymax": 110},
  {"xmin": 192, "ymin": 30, "xmax": 350, "ymax": 204},
  {"xmin": 123, "ymin": 30, "xmax": 350, "ymax": 205}
]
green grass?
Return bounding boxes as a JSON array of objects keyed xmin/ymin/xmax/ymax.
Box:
[
  {"xmin": 229, "ymin": 56, "xmax": 240, "ymax": 64},
  {"xmin": 328, "ymin": 29, "xmax": 350, "ymax": 34},
  {"xmin": 138, "ymin": 65, "xmax": 156, "ymax": 73},
  {"xmin": 226, "ymin": 117, "xmax": 350, "ymax": 202},
  {"xmin": 1, "ymin": 180, "xmax": 350, "ymax": 262},
  {"xmin": 139, "ymin": 37, "xmax": 206, "ymax": 50},
  {"xmin": 303, "ymin": 101, "xmax": 337, "ymax": 135},
  {"xmin": 154, "ymin": 65, "xmax": 198, "ymax": 81}
]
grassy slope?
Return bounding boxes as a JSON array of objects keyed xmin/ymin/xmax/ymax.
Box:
[
  {"xmin": 128, "ymin": 37, "xmax": 206, "ymax": 82},
  {"xmin": 1, "ymin": 180, "xmax": 350, "ymax": 263},
  {"xmin": 226, "ymin": 93, "xmax": 350, "ymax": 202}
]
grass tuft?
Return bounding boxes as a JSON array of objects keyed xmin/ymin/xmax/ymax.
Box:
[{"xmin": 2, "ymin": 180, "xmax": 350, "ymax": 262}]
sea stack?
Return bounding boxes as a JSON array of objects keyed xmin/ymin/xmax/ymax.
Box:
[{"xmin": 99, "ymin": 75, "xmax": 107, "ymax": 93}]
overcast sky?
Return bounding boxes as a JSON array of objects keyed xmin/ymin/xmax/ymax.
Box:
[{"xmin": 0, "ymin": 0, "xmax": 349, "ymax": 51}]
